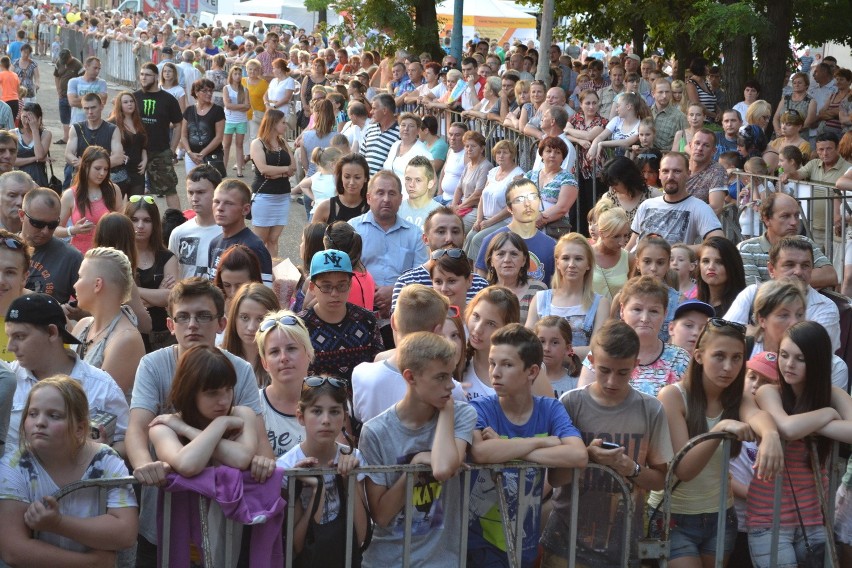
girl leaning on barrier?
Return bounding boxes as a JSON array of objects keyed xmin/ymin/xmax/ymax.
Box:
[
  {"xmin": 648, "ymin": 318, "xmax": 783, "ymax": 567},
  {"xmin": 749, "ymin": 321, "xmax": 852, "ymax": 568},
  {"xmin": 0, "ymin": 375, "xmax": 138, "ymax": 566}
]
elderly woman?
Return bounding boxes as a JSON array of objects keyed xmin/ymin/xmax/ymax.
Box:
[
  {"xmin": 464, "ymin": 140, "xmax": 524, "ymax": 258},
  {"xmin": 451, "ymin": 130, "xmax": 492, "ymax": 232},
  {"xmin": 524, "ymin": 137, "xmax": 579, "ymax": 240},
  {"xmin": 425, "ymin": 69, "xmax": 465, "ymax": 112},
  {"xmin": 483, "ymin": 231, "xmax": 548, "ymax": 323},
  {"xmin": 383, "ymin": 112, "xmax": 432, "ymax": 188},
  {"xmin": 772, "ymin": 72, "xmax": 817, "ymax": 134},
  {"xmin": 745, "ymin": 100, "xmax": 772, "ymax": 133},
  {"xmin": 461, "ymin": 76, "xmax": 501, "ymax": 120},
  {"xmin": 817, "ymin": 67, "xmax": 851, "ymax": 137}
]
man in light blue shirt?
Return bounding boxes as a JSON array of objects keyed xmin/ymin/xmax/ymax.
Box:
[{"xmin": 350, "ymin": 170, "xmax": 428, "ymax": 333}]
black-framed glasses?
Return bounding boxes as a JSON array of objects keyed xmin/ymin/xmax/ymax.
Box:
[
  {"xmin": 431, "ymin": 248, "xmax": 466, "ymax": 260},
  {"xmin": 23, "ymin": 211, "xmax": 59, "ymax": 230},
  {"xmin": 706, "ymin": 317, "xmax": 746, "ymax": 336},
  {"xmin": 304, "ymin": 376, "xmax": 347, "ymax": 389},
  {"xmin": 314, "ymin": 280, "xmax": 352, "ymax": 294},
  {"xmin": 259, "ymin": 314, "xmax": 300, "ymax": 332},
  {"xmin": 171, "ymin": 311, "xmax": 219, "ymax": 324},
  {"xmin": 130, "ymin": 195, "xmax": 155, "ymax": 204}
]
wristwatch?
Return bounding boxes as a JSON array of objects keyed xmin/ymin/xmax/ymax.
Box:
[{"xmin": 626, "ymin": 461, "xmax": 641, "ymax": 480}]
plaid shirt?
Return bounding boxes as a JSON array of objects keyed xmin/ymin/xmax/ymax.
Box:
[{"xmin": 651, "ymin": 104, "xmax": 687, "ymax": 151}]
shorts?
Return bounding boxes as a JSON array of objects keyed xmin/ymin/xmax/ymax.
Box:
[
  {"xmin": 224, "ymin": 122, "xmax": 248, "ymax": 135},
  {"xmin": 649, "ymin": 507, "xmax": 737, "ymax": 561},
  {"xmin": 146, "ymin": 149, "xmax": 178, "ymax": 196},
  {"xmin": 748, "ymin": 525, "xmax": 825, "ymax": 568},
  {"xmin": 58, "ymin": 96, "xmax": 71, "ymax": 125}
]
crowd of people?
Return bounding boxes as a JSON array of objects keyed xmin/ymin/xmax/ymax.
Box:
[{"xmin": 2, "ymin": 1, "xmax": 852, "ymax": 567}]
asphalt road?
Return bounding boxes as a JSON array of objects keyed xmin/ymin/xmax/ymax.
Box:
[{"xmin": 33, "ymin": 53, "xmax": 306, "ymax": 264}]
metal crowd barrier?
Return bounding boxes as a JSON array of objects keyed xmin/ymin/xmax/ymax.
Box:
[{"xmin": 732, "ymin": 169, "xmax": 848, "ymax": 284}]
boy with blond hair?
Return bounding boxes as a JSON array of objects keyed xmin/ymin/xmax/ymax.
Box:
[{"xmin": 360, "ymin": 331, "xmax": 476, "ymax": 566}]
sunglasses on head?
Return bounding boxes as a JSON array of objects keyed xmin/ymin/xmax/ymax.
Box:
[
  {"xmin": 431, "ymin": 248, "xmax": 466, "ymax": 260},
  {"xmin": 130, "ymin": 195, "xmax": 156, "ymax": 204},
  {"xmin": 259, "ymin": 314, "xmax": 300, "ymax": 332},
  {"xmin": 304, "ymin": 376, "xmax": 347, "ymax": 389},
  {"xmin": 448, "ymin": 305, "xmax": 461, "ymax": 318},
  {"xmin": 706, "ymin": 317, "xmax": 746, "ymax": 335},
  {"xmin": 24, "ymin": 211, "xmax": 59, "ymax": 231}
]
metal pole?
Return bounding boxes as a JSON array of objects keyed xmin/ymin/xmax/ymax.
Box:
[
  {"xmin": 450, "ymin": 0, "xmax": 464, "ymax": 63},
  {"xmin": 714, "ymin": 438, "xmax": 731, "ymax": 568}
]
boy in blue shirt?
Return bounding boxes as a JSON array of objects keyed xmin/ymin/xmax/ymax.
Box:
[{"xmin": 468, "ymin": 323, "xmax": 587, "ymax": 567}]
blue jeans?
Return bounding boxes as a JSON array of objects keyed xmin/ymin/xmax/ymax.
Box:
[
  {"xmin": 649, "ymin": 507, "xmax": 738, "ymax": 561},
  {"xmin": 63, "ymin": 163, "xmax": 76, "ymax": 190},
  {"xmin": 748, "ymin": 525, "xmax": 825, "ymax": 568}
]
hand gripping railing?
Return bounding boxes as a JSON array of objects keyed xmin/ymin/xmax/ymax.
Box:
[{"xmin": 639, "ymin": 431, "xmax": 737, "ymax": 567}]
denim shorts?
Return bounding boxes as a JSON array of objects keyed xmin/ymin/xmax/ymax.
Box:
[
  {"xmin": 748, "ymin": 525, "xmax": 825, "ymax": 568},
  {"xmin": 58, "ymin": 96, "xmax": 71, "ymax": 125},
  {"xmin": 649, "ymin": 507, "xmax": 738, "ymax": 561}
]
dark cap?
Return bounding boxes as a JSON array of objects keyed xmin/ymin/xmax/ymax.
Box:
[
  {"xmin": 673, "ymin": 300, "xmax": 715, "ymax": 321},
  {"xmin": 6, "ymin": 293, "xmax": 81, "ymax": 344},
  {"xmin": 161, "ymin": 46, "xmax": 173, "ymax": 54}
]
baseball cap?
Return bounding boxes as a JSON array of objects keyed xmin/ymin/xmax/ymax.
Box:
[
  {"xmin": 626, "ymin": 53, "xmax": 641, "ymax": 62},
  {"xmin": 746, "ymin": 351, "xmax": 779, "ymax": 382},
  {"xmin": 673, "ymin": 300, "xmax": 715, "ymax": 321},
  {"xmin": 161, "ymin": 46, "xmax": 173, "ymax": 55},
  {"xmin": 6, "ymin": 293, "xmax": 81, "ymax": 344},
  {"xmin": 310, "ymin": 249, "xmax": 353, "ymax": 279}
]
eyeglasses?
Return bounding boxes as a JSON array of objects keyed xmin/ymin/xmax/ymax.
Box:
[
  {"xmin": 171, "ymin": 311, "xmax": 219, "ymax": 324},
  {"xmin": 430, "ymin": 248, "xmax": 466, "ymax": 260},
  {"xmin": 509, "ymin": 192, "xmax": 541, "ymax": 205},
  {"xmin": 259, "ymin": 314, "xmax": 300, "ymax": 332},
  {"xmin": 23, "ymin": 211, "xmax": 59, "ymax": 230},
  {"xmin": 129, "ymin": 195, "xmax": 155, "ymax": 204},
  {"xmin": 314, "ymin": 280, "xmax": 351, "ymax": 294},
  {"xmin": 447, "ymin": 305, "xmax": 461, "ymax": 318},
  {"xmin": 304, "ymin": 376, "xmax": 347, "ymax": 389},
  {"xmin": 706, "ymin": 317, "xmax": 746, "ymax": 336}
]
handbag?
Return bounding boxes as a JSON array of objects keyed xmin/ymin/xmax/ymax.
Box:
[
  {"xmin": 785, "ymin": 443, "xmax": 826, "ymax": 568},
  {"xmin": 110, "ymin": 166, "xmax": 129, "ymax": 184},
  {"xmin": 296, "ymin": 109, "xmax": 310, "ymax": 129},
  {"xmin": 47, "ymin": 152, "xmax": 62, "ymax": 194},
  {"xmin": 203, "ymin": 152, "xmax": 226, "ymax": 177}
]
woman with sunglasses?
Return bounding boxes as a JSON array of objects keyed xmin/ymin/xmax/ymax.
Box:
[
  {"xmin": 0, "ymin": 230, "xmax": 33, "ymax": 363},
  {"xmin": 181, "ymin": 78, "xmax": 226, "ymax": 177},
  {"xmin": 277, "ymin": 375, "xmax": 368, "ymax": 565},
  {"xmin": 257, "ymin": 310, "xmax": 312, "ymax": 457},
  {"xmin": 126, "ymin": 195, "xmax": 179, "ymax": 352},
  {"xmin": 647, "ymin": 318, "xmax": 782, "ymax": 567},
  {"xmin": 430, "ymin": 248, "xmax": 474, "ymax": 315},
  {"xmin": 748, "ymin": 321, "xmax": 852, "ymax": 568}
]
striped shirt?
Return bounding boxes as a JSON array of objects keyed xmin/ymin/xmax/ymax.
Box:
[
  {"xmin": 746, "ymin": 439, "xmax": 826, "ymax": 528},
  {"xmin": 361, "ymin": 121, "xmax": 400, "ymax": 174},
  {"xmin": 737, "ymin": 234, "xmax": 832, "ymax": 285},
  {"xmin": 390, "ymin": 265, "xmax": 490, "ymax": 312}
]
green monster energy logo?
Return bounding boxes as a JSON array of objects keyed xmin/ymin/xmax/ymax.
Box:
[{"xmin": 143, "ymin": 98, "xmax": 157, "ymax": 115}]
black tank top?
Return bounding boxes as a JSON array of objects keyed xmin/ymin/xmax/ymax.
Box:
[
  {"xmin": 328, "ymin": 196, "xmax": 368, "ymax": 223},
  {"xmin": 74, "ymin": 121, "xmax": 116, "ymax": 156}
]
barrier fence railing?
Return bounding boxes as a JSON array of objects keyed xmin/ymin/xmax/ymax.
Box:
[{"xmin": 47, "ymin": 434, "xmax": 847, "ymax": 567}]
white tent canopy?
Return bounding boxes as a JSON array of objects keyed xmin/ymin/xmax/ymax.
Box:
[
  {"xmin": 231, "ymin": 0, "xmax": 341, "ymax": 32},
  {"xmin": 436, "ymin": 0, "xmax": 537, "ymax": 45}
]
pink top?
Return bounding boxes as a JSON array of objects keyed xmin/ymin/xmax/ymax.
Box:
[
  {"xmin": 349, "ymin": 269, "xmax": 375, "ymax": 311},
  {"xmin": 69, "ymin": 189, "xmax": 111, "ymax": 253}
]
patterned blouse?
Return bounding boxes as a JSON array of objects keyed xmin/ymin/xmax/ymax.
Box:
[
  {"xmin": 603, "ymin": 186, "xmax": 657, "ymax": 223},
  {"xmin": 568, "ymin": 112, "xmax": 608, "ymax": 179},
  {"xmin": 524, "ymin": 168, "xmax": 578, "ymax": 217}
]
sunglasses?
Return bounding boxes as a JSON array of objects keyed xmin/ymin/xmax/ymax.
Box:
[
  {"xmin": 130, "ymin": 195, "xmax": 156, "ymax": 204},
  {"xmin": 259, "ymin": 314, "xmax": 300, "ymax": 332},
  {"xmin": 706, "ymin": 317, "xmax": 746, "ymax": 335},
  {"xmin": 304, "ymin": 376, "xmax": 347, "ymax": 389},
  {"xmin": 431, "ymin": 248, "xmax": 466, "ymax": 260},
  {"xmin": 24, "ymin": 211, "xmax": 59, "ymax": 231},
  {"xmin": 448, "ymin": 305, "xmax": 461, "ymax": 318},
  {"xmin": 0, "ymin": 236, "xmax": 25, "ymax": 250}
]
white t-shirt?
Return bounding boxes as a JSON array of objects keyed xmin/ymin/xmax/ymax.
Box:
[
  {"xmin": 223, "ymin": 84, "xmax": 249, "ymax": 123},
  {"xmin": 259, "ymin": 387, "xmax": 305, "ymax": 458},
  {"xmin": 341, "ymin": 121, "xmax": 364, "ymax": 153},
  {"xmin": 397, "ymin": 198, "xmax": 441, "ymax": 229},
  {"xmin": 267, "ymin": 76, "xmax": 296, "ymax": 115},
  {"xmin": 383, "ymin": 140, "xmax": 433, "ymax": 195},
  {"xmin": 440, "ymin": 148, "xmax": 466, "ymax": 201},
  {"xmin": 630, "ymin": 195, "xmax": 722, "ymax": 246},
  {"xmin": 606, "ymin": 116, "xmax": 640, "ymax": 143},
  {"xmin": 463, "ymin": 364, "xmax": 495, "ymax": 401},
  {"xmin": 168, "ymin": 218, "xmax": 223, "ymax": 280},
  {"xmin": 480, "ymin": 165, "xmax": 524, "ymax": 219},
  {"xmin": 68, "ymin": 77, "xmax": 108, "ymax": 124},
  {"xmin": 308, "ymin": 172, "xmax": 336, "ymax": 214}
]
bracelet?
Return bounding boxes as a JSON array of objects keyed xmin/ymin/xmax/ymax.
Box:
[{"xmin": 69, "ymin": 226, "xmax": 75, "ymax": 236}]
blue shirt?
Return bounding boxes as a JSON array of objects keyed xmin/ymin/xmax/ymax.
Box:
[
  {"xmin": 468, "ymin": 396, "xmax": 581, "ymax": 565},
  {"xmin": 349, "ymin": 211, "xmax": 428, "ymax": 286}
]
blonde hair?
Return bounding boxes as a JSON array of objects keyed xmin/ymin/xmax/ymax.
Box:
[
  {"xmin": 398, "ymin": 331, "xmax": 457, "ymax": 377},
  {"xmin": 744, "ymin": 156, "xmax": 769, "ymax": 176},
  {"xmin": 752, "ymin": 279, "xmax": 806, "ymax": 342},
  {"xmin": 491, "ymin": 139, "xmax": 517, "ymax": 161},
  {"xmin": 310, "ymin": 146, "xmax": 343, "ymax": 169},
  {"xmin": 551, "ymin": 233, "xmax": 596, "ymax": 308},
  {"xmin": 393, "ymin": 284, "xmax": 450, "ymax": 336},
  {"xmin": 245, "ymin": 58, "xmax": 262, "ymax": 70},
  {"xmin": 256, "ymin": 309, "xmax": 315, "ymax": 362},
  {"xmin": 596, "ymin": 204, "xmax": 629, "ymax": 236},
  {"xmin": 746, "ymin": 100, "xmax": 772, "ymax": 125},
  {"xmin": 84, "ymin": 247, "xmax": 133, "ymax": 303}
]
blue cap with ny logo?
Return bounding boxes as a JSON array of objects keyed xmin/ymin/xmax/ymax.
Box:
[{"xmin": 309, "ymin": 249, "xmax": 353, "ymax": 279}]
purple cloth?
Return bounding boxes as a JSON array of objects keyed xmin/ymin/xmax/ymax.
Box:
[{"xmin": 157, "ymin": 466, "xmax": 286, "ymax": 568}]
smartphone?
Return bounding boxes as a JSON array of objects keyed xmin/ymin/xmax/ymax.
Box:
[{"xmin": 600, "ymin": 442, "xmax": 622, "ymax": 450}]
